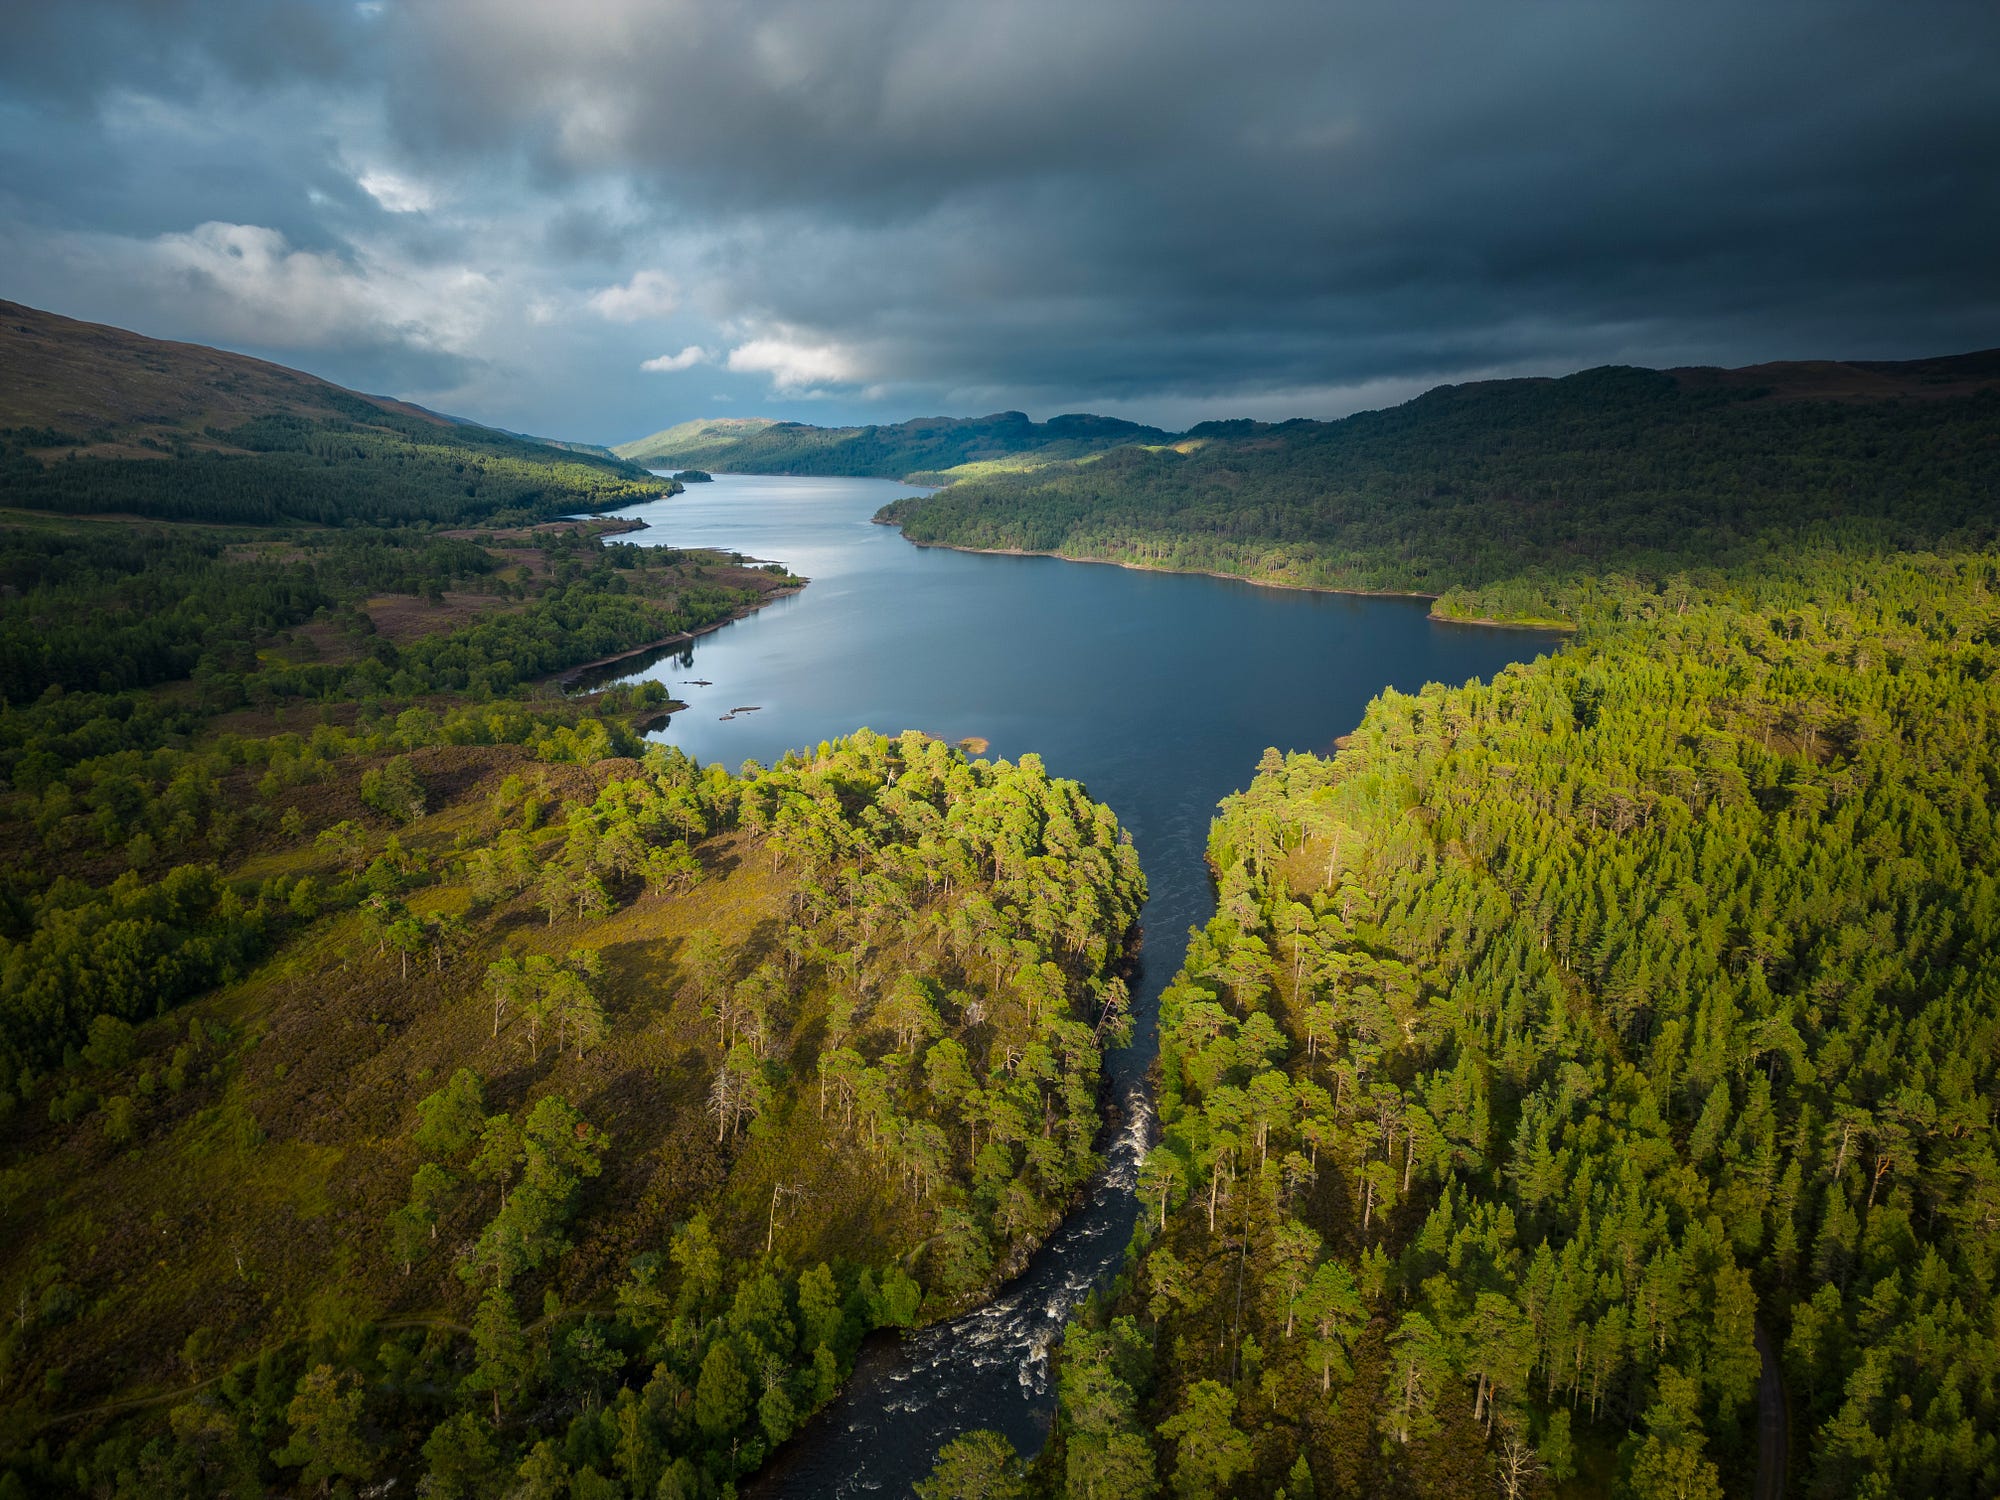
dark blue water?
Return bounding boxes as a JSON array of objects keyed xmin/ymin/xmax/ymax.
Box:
[{"xmin": 599, "ymin": 474, "xmax": 1562, "ymax": 1493}]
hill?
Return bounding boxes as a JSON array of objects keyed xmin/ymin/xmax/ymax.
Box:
[
  {"xmin": 0, "ymin": 298, "xmax": 456, "ymax": 453},
  {"xmin": 1668, "ymin": 347, "xmax": 2000, "ymax": 403},
  {"xmin": 892, "ymin": 355, "xmax": 2000, "ymax": 1500},
  {"xmin": 615, "ymin": 410, "xmax": 1173, "ymax": 479},
  {"xmin": 0, "ymin": 300, "xmax": 669, "ymax": 526},
  {"xmin": 612, "ymin": 417, "xmax": 782, "ymax": 469},
  {"xmin": 426, "ymin": 410, "xmax": 623, "ymax": 461},
  {"xmin": 876, "ymin": 354, "xmax": 2000, "ymax": 625},
  {"xmin": 0, "ymin": 731, "xmax": 1142, "ymax": 1497}
]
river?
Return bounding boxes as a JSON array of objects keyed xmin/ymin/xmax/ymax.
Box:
[{"xmin": 595, "ymin": 473, "xmax": 1563, "ymax": 1494}]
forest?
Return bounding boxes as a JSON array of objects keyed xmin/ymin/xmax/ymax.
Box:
[
  {"xmin": 877, "ymin": 360, "xmax": 2000, "ymax": 626},
  {"xmin": 0, "ymin": 722, "xmax": 1143, "ymax": 1497},
  {"xmin": 0, "ymin": 516, "xmax": 790, "ymax": 780},
  {"xmin": 0, "ymin": 409, "xmax": 671, "ymax": 528},
  {"xmin": 909, "ymin": 475, "xmax": 2000, "ymax": 1490}
]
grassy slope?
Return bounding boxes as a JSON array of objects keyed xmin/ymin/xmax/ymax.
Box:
[
  {"xmin": 0, "ymin": 299, "xmax": 455, "ymax": 460},
  {"xmin": 612, "ymin": 419, "xmax": 782, "ymax": 469},
  {"xmin": 614, "ymin": 411, "xmax": 1174, "ymax": 479},
  {"xmin": 0, "ymin": 755, "xmax": 845, "ymax": 1411},
  {"xmin": 0, "ymin": 300, "xmax": 668, "ymax": 526}
]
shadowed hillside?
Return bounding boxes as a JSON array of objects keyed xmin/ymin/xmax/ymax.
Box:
[
  {"xmin": 876, "ymin": 354, "xmax": 2000, "ymax": 625},
  {"xmin": 0, "ymin": 301, "xmax": 669, "ymax": 526},
  {"xmin": 0, "ymin": 299, "xmax": 460, "ymax": 457}
]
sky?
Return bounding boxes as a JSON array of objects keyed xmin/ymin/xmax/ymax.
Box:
[{"xmin": 3, "ymin": 1, "xmax": 1996, "ymax": 445}]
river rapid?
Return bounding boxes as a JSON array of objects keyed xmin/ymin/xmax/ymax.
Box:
[{"xmin": 595, "ymin": 474, "xmax": 1563, "ymax": 1494}]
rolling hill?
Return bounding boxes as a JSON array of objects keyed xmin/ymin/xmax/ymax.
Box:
[
  {"xmin": 874, "ymin": 352, "xmax": 2000, "ymax": 624},
  {"xmin": 614, "ymin": 409, "xmax": 1174, "ymax": 479},
  {"xmin": 0, "ymin": 300, "xmax": 669, "ymax": 525},
  {"xmin": 0, "ymin": 298, "xmax": 462, "ymax": 459}
]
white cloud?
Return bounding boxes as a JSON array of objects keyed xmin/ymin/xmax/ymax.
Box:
[
  {"xmin": 357, "ymin": 168, "xmax": 436, "ymax": 213},
  {"xmin": 640, "ymin": 345, "xmax": 710, "ymax": 373},
  {"xmin": 142, "ymin": 221, "xmax": 492, "ymax": 353},
  {"xmin": 726, "ymin": 333, "xmax": 863, "ymax": 391},
  {"xmin": 588, "ymin": 268, "xmax": 679, "ymax": 322}
]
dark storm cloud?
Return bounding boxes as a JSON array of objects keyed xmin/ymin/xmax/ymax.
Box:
[
  {"xmin": 3, "ymin": 0, "xmax": 1996, "ymax": 437},
  {"xmin": 371, "ymin": 0, "xmax": 2000, "ymax": 409},
  {"xmin": 0, "ymin": 0, "xmax": 356, "ymax": 109}
]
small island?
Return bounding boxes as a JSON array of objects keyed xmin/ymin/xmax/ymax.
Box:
[{"xmin": 672, "ymin": 468, "xmax": 714, "ymax": 482}]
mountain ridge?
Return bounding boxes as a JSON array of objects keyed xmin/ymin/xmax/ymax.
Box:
[
  {"xmin": 614, "ymin": 409, "xmax": 1175, "ymax": 479},
  {"xmin": 0, "ymin": 299, "xmax": 470, "ymax": 459},
  {"xmin": 873, "ymin": 354, "xmax": 2000, "ymax": 625},
  {"xmin": 618, "ymin": 348, "xmax": 2000, "ymax": 482}
]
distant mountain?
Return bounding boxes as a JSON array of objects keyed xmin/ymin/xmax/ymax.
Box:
[
  {"xmin": 0, "ymin": 300, "xmax": 667, "ymax": 525},
  {"xmin": 614, "ymin": 417, "xmax": 782, "ymax": 469},
  {"xmin": 615, "ymin": 410, "xmax": 1175, "ymax": 480},
  {"xmin": 618, "ymin": 351, "xmax": 2000, "ymax": 488},
  {"xmin": 1667, "ymin": 347, "xmax": 2000, "ymax": 403}
]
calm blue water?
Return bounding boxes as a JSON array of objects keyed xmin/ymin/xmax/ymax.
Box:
[{"xmin": 599, "ymin": 474, "xmax": 1562, "ymax": 1494}]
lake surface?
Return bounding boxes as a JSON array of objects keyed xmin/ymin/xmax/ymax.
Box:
[{"xmin": 599, "ymin": 473, "xmax": 1562, "ymax": 1494}]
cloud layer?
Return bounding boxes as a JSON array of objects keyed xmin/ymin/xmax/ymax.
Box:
[{"xmin": 4, "ymin": 1, "xmax": 1996, "ymax": 441}]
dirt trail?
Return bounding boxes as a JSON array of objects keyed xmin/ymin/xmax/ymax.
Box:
[{"xmin": 1755, "ymin": 1320, "xmax": 1789, "ymax": 1500}]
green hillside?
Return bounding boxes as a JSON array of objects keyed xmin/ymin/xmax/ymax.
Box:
[
  {"xmin": 1, "ymin": 730, "xmax": 1141, "ymax": 1497},
  {"xmin": 0, "ymin": 301, "xmax": 670, "ymax": 526},
  {"xmin": 612, "ymin": 418, "xmax": 782, "ymax": 470},
  {"xmin": 878, "ymin": 354, "xmax": 2000, "ymax": 625},
  {"xmin": 615, "ymin": 410, "xmax": 1173, "ymax": 479}
]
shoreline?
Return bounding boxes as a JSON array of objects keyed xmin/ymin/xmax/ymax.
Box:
[
  {"xmin": 552, "ymin": 582, "xmax": 804, "ymax": 688},
  {"xmin": 1428, "ymin": 610, "xmax": 1577, "ymax": 632},
  {"xmin": 884, "ymin": 530, "xmax": 1577, "ymax": 632},
  {"xmin": 589, "ymin": 514, "xmax": 650, "ymax": 537}
]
